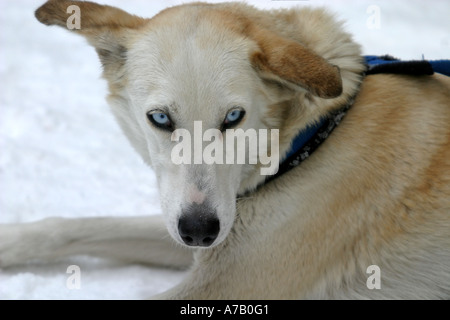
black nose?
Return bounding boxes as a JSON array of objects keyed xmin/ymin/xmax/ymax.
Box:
[{"xmin": 178, "ymin": 208, "xmax": 220, "ymax": 247}]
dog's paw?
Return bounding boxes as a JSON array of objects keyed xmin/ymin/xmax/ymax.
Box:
[{"xmin": 0, "ymin": 219, "xmax": 62, "ymax": 268}]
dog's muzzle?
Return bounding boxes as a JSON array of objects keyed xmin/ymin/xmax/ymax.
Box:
[{"xmin": 178, "ymin": 203, "xmax": 220, "ymax": 247}]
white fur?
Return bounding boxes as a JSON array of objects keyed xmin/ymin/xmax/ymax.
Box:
[{"xmin": 1, "ymin": 2, "xmax": 449, "ymax": 300}]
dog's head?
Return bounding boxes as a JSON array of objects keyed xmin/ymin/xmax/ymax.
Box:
[{"xmin": 36, "ymin": 1, "xmax": 361, "ymax": 248}]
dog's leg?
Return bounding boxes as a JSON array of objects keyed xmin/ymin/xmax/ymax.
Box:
[{"xmin": 0, "ymin": 215, "xmax": 192, "ymax": 269}]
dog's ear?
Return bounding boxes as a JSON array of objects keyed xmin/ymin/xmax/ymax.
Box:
[
  {"xmin": 249, "ymin": 27, "xmax": 343, "ymax": 99},
  {"xmin": 35, "ymin": 0, "xmax": 147, "ymax": 71}
]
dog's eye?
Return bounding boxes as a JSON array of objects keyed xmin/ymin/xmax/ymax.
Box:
[
  {"xmin": 223, "ymin": 108, "xmax": 245, "ymax": 130},
  {"xmin": 147, "ymin": 111, "xmax": 173, "ymax": 131}
]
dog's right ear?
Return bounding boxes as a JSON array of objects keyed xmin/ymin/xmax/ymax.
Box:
[{"xmin": 35, "ymin": 0, "xmax": 147, "ymax": 72}]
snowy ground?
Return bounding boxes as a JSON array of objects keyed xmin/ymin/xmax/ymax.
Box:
[{"xmin": 0, "ymin": 0, "xmax": 448, "ymax": 300}]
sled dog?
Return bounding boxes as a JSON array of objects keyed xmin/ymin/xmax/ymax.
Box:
[{"xmin": 0, "ymin": 1, "xmax": 449, "ymax": 299}]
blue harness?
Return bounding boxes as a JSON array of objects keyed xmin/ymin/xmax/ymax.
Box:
[
  {"xmin": 365, "ymin": 55, "xmax": 450, "ymax": 77},
  {"xmin": 266, "ymin": 55, "xmax": 450, "ymax": 183}
]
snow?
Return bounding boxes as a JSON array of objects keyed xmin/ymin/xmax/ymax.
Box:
[{"xmin": 0, "ymin": 0, "xmax": 448, "ymax": 300}]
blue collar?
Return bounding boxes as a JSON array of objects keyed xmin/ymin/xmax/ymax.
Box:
[
  {"xmin": 364, "ymin": 55, "xmax": 450, "ymax": 77},
  {"xmin": 283, "ymin": 118, "xmax": 326, "ymax": 161},
  {"xmin": 266, "ymin": 102, "xmax": 352, "ymax": 184}
]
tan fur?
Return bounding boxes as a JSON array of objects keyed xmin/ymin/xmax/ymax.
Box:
[
  {"xmin": 1, "ymin": 1, "xmax": 448, "ymax": 299},
  {"xmin": 188, "ymin": 6, "xmax": 344, "ymax": 98},
  {"xmin": 35, "ymin": 0, "xmax": 147, "ymax": 93},
  {"xmin": 35, "ymin": 0, "xmax": 144, "ymax": 27}
]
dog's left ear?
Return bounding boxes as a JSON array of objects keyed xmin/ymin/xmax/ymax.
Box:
[
  {"xmin": 35, "ymin": 0, "xmax": 148, "ymax": 72},
  {"xmin": 249, "ymin": 27, "xmax": 343, "ymax": 99}
]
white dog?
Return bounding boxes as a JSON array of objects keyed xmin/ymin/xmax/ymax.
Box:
[{"xmin": 0, "ymin": 1, "xmax": 449, "ymax": 299}]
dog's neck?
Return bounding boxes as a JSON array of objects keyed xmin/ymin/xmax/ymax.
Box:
[
  {"xmin": 236, "ymin": 92, "xmax": 359, "ymax": 198},
  {"xmin": 267, "ymin": 98, "xmax": 355, "ymax": 184}
]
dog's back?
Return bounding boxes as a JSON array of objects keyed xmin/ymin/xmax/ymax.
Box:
[{"xmin": 307, "ymin": 73, "xmax": 450, "ymax": 298}]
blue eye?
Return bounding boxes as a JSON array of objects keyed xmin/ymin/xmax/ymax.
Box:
[
  {"xmin": 152, "ymin": 113, "xmax": 169, "ymax": 124},
  {"xmin": 223, "ymin": 108, "xmax": 245, "ymax": 130},
  {"xmin": 226, "ymin": 110, "xmax": 241, "ymax": 122},
  {"xmin": 147, "ymin": 111, "xmax": 173, "ymax": 130}
]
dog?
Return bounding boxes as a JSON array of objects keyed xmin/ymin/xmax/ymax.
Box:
[{"xmin": 0, "ymin": 0, "xmax": 449, "ymax": 299}]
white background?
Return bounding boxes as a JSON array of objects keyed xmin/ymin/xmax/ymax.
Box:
[{"xmin": 0, "ymin": 0, "xmax": 449, "ymax": 299}]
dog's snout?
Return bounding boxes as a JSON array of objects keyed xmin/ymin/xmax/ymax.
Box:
[{"xmin": 178, "ymin": 208, "xmax": 220, "ymax": 247}]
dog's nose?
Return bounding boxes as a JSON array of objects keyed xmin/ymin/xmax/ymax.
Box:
[{"xmin": 178, "ymin": 209, "xmax": 220, "ymax": 247}]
